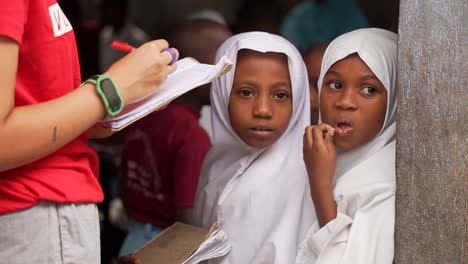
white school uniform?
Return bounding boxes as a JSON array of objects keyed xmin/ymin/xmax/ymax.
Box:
[
  {"xmin": 192, "ymin": 32, "xmax": 314, "ymax": 264},
  {"xmin": 295, "ymin": 28, "xmax": 398, "ymax": 264}
]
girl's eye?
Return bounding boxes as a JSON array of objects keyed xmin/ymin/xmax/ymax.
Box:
[
  {"xmin": 328, "ymin": 81, "xmax": 342, "ymax": 90},
  {"xmin": 274, "ymin": 92, "xmax": 289, "ymax": 100},
  {"xmin": 239, "ymin": 89, "xmax": 254, "ymax": 97},
  {"xmin": 361, "ymin": 86, "xmax": 376, "ymax": 95}
]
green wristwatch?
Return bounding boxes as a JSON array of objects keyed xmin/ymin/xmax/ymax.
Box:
[{"xmin": 84, "ymin": 75, "xmax": 123, "ymax": 119}]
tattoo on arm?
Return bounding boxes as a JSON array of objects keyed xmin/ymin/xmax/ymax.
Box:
[{"xmin": 53, "ymin": 126, "xmax": 57, "ymax": 142}]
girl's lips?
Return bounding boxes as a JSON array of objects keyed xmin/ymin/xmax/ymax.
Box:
[
  {"xmin": 250, "ymin": 126, "xmax": 274, "ymax": 131},
  {"xmin": 335, "ymin": 121, "xmax": 353, "ymax": 136},
  {"xmin": 249, "ymin": 127, "xmax": 275, "ymax": 139}
]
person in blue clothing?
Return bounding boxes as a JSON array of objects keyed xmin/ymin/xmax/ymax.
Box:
[{"xmin": 280, "ymin": 0, "xmax": 368, "ymax": 53}]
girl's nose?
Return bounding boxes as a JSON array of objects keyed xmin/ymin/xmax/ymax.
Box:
[
  {"xmin": 336, "ymin": 89, "xmax": 357, "ymax": 110},
  {"xmin": 253, "ymin": 95, "xmax": 273, "ymax": 118}
]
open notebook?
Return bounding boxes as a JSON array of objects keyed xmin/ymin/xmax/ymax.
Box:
[
  {"xmin": 99, "ymin": 56, "xmax": 232, "ymax": 131},
  {"xmin": 132, "ymin": 222, "xmax": 231, "ymax": 264}
]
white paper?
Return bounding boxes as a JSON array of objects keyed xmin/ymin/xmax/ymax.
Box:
[
  {"xmin": 99, "ymin": 56, "xmax": 232, "ymax": 131},
  {"xmin": 182, "ymin": 229, "xmax": 231, "ymax": 264}
]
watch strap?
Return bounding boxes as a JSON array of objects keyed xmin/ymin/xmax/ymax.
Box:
[
  {"xmin": 83, "ymin": 75, "xmax": 123, "ymax": 119},
  {"xmin": 84, "ymin": 75, "xmax": 99, "ymax": 85}
]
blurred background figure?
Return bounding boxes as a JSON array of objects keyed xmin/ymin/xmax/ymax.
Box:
[
  {"xmin": 280, "ymin": 0, "xmax": 368, "ymax": 53},
  {"xmin": 99, "ymin": 0, "xmax": 150, "ymax": 72},
  {"xmin": 60, "ymin": 0, "xmax": 101, "ymax": 80},
  {"xmin": 303, "ymin": 42, "xmax": 328, "ymax": 125},
  {"xmin": 118, "ymin": 18, "xmax": 232, "ymax": 257},
  {"xmin": 186, "ymin": 8, "xmax": 227, "ymax": 26},
  {"xmin": 233, "ymin": 0, "xmax": 284, "ymax": 34},
  {"xmin": 184, "ymin": 9, "xmax": 230, "ymax": 140}
]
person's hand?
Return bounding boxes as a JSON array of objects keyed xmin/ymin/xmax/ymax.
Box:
[
  {"xmin": 104, "ymin": 39, "xmax": 179, "ymax": 105},
  {"xmin": 303, "ymin": 123, "xmax": 336, "ymax": 190},
  {"xmin": 116, "ymin": 255, "xmax": 142, "ymax": 264},
  {"xmin": 303, "ymin": 123, "xmax": 338, "ymax": 226}
]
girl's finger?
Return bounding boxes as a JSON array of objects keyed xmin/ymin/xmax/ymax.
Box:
[
  {"xmin": 304, "ymin": 126, "xmax": 314, "ymax": 147},
  {"xmin": 312, "ymin": 125, "xmax": 326, "ymax": 149},
  {"xmin": 317, "ymin": 123, "xmax": 334, "ymax": 134},
  {"xmin": 324, "ymin": 127, "xmax": 335, "ymax": 150}
]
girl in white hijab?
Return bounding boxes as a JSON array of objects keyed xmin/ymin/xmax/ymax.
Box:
[
  {"xmin": 296, "ymin": 28, "xmax": 398, "ymax": 263},
  {"xmin": 192, "ymin": 32, "xmax": 314, "ymax": 263}
]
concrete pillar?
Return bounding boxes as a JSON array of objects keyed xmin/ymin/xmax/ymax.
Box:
[{"xmin": 395, "ymin": 0, "xmax": 467, "ymax": 263}]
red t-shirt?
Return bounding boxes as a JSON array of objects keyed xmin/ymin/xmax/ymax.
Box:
[
  {"xmin": 124, "ymin": 102, "xmax": 211, "ymax": 228},
  {"xmin": 0, "ymin": 0, "xmax": 103, "ymax": 214}
]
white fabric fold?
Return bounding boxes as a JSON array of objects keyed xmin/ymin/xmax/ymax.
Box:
[
  {"xmin": 296, "ymin": 28, "xmax": 398, "ymax": 264},
  {"xmin": 193, "ymin": 32, "xmax": 314, "ymax": 264}
]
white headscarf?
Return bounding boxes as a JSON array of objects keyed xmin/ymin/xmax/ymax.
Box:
[
  {"xmin": 318, "ymin": 28, "xmax": 398, "ymax": 178},
  {"xmin": 193, "ymin": 32, "xmax": 314, "ymax": 264},
  {"xmin": 296, "ymin": 28, "xmax": 398, "ymax": 263}
]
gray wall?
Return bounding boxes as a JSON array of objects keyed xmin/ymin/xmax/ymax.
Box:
[{"xmin": 395, "ymin": 0, "xmax": 468, "ymax": 263}]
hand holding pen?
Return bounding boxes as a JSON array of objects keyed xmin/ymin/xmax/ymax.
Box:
[
  {"xmin": 104, "ymin": 40, "xmax": 179, "ymax": 105},
  {"xmin": 111, "ymin": 41, "xmax": 178, "ymax": 65}
]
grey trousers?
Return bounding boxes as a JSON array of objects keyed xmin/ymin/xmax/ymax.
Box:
[{"xmin": 0, "ymin": 202, "xmax": 100, "ymax": 264}]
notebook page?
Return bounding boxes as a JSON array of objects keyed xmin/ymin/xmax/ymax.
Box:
[{"xmin": 99, "ymin": 56, "xmax": 232, "ymax": 131}]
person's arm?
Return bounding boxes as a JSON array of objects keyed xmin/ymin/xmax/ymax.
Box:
[
  {"xmin": 296, "ymin": 181, "xmax": 395, "ymax": 264},
  {"xmin": 298, "ymin": 129, "xmax": 396, "ymax": 263},
  {"xmin": 303, "ymin": 123, "xmax": 337, "ymax": 227},
  {"xmin": 0, "ymin": 36, "xmax": 178, "ymax": 172}
]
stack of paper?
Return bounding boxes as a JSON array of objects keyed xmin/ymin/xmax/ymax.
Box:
[
  {"xmin": 182, "ymin": 229, "xmax": 231, "ymax": 264},
  {"xmin": 99, "ymin": 56, "xmax": 232, "ymax": 131},
  {"xmin": 133, "ymin": 222, "xmax": 231, "ymax": 264}
]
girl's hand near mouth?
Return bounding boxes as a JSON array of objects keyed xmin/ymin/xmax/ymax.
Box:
[{"xmin": 303, "ymin": 123, "xmax": 338, "ymax": 227}]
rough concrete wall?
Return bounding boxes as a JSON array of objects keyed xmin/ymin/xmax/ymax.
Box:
[{"xmin": 395, "ymin": 0, "xmax": 468, "ymax": 263}]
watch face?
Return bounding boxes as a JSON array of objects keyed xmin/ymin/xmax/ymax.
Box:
[{"xmin": 101, "ymin": 78, "xmax": 122, "ymax": 113}]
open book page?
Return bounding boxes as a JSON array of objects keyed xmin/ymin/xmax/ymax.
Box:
[
  {"xmin": 99, "ymin": 56, "xmax": 232, "ymax": 131},
  {"xmin": 132, "ymin": 222, "xmax": 231, "ymax": 264}
]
